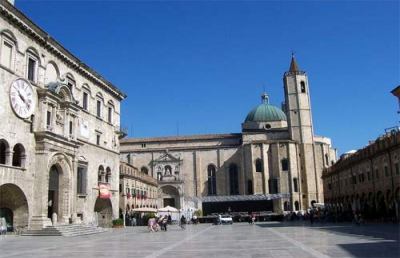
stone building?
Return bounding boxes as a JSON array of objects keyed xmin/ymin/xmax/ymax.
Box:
[
  {"xmin": 0, "ymin": 1, "xmax": 126, "ymax": 230},
  {"xmin": 121, "ymin": 57, "xmax": 336, "ymax": 215},
  {"xmin": 119, "ymin": 162, "xmax": 158, "ymax": 217},
  {"xmin": 322, "ymin": 88, "xmax": 400, "ymax": 220}
]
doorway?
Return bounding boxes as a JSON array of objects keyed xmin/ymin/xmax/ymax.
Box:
[
  {"xmin": 48, "ymin": 165, "xmax": 59, "ymax": 219},
  {"xmin": 163, "ymin": 198, "xmax": 175, "ymax": 207}
]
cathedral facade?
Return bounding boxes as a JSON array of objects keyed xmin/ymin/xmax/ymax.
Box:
[
  {"xmin": 0, "ymin": 1, "xmax": 125, "ymax": 230},
  {"xmin": 121, "ymin": 57, "xmax": 337, "ymax": 215}
]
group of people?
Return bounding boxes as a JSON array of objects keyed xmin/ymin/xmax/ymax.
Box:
[{"xmin": 148, "ymin": 215, "xmax": 187, "ymax": 232}]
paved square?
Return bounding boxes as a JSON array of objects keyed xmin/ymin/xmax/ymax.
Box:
[{"xmin": 0, "ymin": 222, "xmax": 399, "ymax": 258}]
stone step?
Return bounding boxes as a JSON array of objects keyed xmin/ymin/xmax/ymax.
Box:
[{"xmin": 22, "ymin": 224, "xmax": 108, "ymax": 237}]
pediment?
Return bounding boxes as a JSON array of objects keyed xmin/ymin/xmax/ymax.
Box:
[{"xmin": 152, "ymin": 152, "xmax": 181, "ymax": 164}]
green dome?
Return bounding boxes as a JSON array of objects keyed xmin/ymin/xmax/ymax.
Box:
[{"xmin": 245, "ymin": 94, "xmax": 287, "ymax": 122}]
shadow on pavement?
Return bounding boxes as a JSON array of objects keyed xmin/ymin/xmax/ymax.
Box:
[{"xmin": 257, "ymin": 221, "xmax": 400, "ymax": 258}]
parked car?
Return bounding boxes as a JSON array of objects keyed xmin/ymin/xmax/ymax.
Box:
[{"xmin": 218, "ymin": 214, "xmax": 233, "ymax": 224}]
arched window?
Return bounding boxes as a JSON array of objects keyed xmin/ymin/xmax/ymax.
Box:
[
  {"xmin": 164, "ymin": 165, "xmax": 172, "ymax": 175},
  {"xmin": 229, "ymin": 164, "xmax": 239, "ymax": 195},
  {"xmin": 0, "ymin": 139, "xmax": 9, "ymax": 165},
  {"xmin": 281, "ymin": 158, "xmax": 288, "ymax": 171},
  {"xmin": 300, "ymin": 81, "xmax": 306, "ymax": 93},
  {"xmin": 96, "ymin": 93, "xmax": 104, "ymax": 118},
  {"xmin": 141, "ymin": 166, "xmax": 149, "ymax": 175},
  {"xmin": 207, "ymin": 164, "xmax": 217, "ymax": 195},
  {"xmin": 26, "ymin": 48, "xmax": 39, "ymax": 83},
  {"xmin": 107, "ymin": 100, "xmax": 114, "ymax": 124},
  {"xmin": 1, "ymin": 31, "xmax": 17, "ymax": 70},
  {"xmin": 98, "ymin": 165, "xmax": 105, "ymax": 183},
  {"xmin": 12, "ymin": 144, "xmax": 25, "ymax": 167},
  {"xmin": 294, "ymin": 201, "xmax": 300, "ymax": 211},
  {"xmin": 105, "ymin": 167, "xmax": 111, "ymax": 183},
  {"xmin": 284, "ymin": 201, "xmax": 290, "ymax": 211},
  {"xmin": 255, "ymin": 159, "xmax": 263, "ymax": 172},
  {"xmin": 82, "ymin": 84, "xmax": 91, "ymax": 111},
  {"xmin": 293, "ymin": 178, "xmax": 299, "ymax": 192},
  {"xmin": 65, "ymin": 73, "xmax": 75, "ymax": 94}
]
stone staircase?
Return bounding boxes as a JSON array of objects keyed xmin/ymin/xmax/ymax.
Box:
[{"xmin": 22, "ymin": 224, "xmax": 108, "ymax": 237}]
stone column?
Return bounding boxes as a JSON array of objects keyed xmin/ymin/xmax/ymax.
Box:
[{"xmin": 30, "ymin": 152, "xmax": 52, "ymax": 230}]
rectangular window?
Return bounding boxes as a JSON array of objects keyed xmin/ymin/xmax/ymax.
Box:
[
  {"xmin": 27, "ymin": 57, "xmax": 36, "ymax": 82},
  {"xmin": 108, "ymin": 107, "xmax": 112, "ymax": 123},
  {"xmin": 83, "ymin": 92, "xmax": 88, "ymax": 110},
  {"xmin": 77, "ymin": 166, "xmax": 87, "ymax": 194},
  {"xmin": 96, "ymin": 100, "xmax": 101, "ymax": 118},
  {"xmin": 293, "ymin": 178, "xmax": 299, "ymax": 192},
  {"xmin": 396, "ymin": 163, "xmax": 399, "ymax": 175},
  {"xmin": 268, "ymin": 179, "xmax": 279, "ymax": 194},
  {"xmin": 1, "ymin": 41, "xmax": 12, "ymax": 68},
  {"xmin": 96, "ymin": 134, "xmax": 100, "ymax": 145},
  {"xmin": 281, "ymin": 159, "xmax": 288, "ymax": 171},
  {"xmin": 375, "ymin": 169, "xmax": 379, "ymax": 179},
  {"xmin": 69, "ymin": 121, "xmax": 73, "ymax": 136},
  {"xmin": 367, "ymin": 171, "xmax": 371, "ymax": 181},
  {"xmin": 46, "ymin": 111, "xmax": 52, "ymax": 127}
]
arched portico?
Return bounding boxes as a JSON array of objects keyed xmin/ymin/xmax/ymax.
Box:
[{"xmin": 0, "ymin": 184, "xmax": 29, "ymax": 231}]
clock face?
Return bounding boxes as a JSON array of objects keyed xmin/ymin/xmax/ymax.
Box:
[{"xmin": 9, "ymin": 79, "xmax": 35, "ymax": 119}]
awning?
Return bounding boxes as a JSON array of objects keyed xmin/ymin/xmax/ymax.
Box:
[
  {"xmin": 201, "ymin": 193, "xmax": 290, "ymax": 203},
  {"xmin": 132, "ymin": 207, "xmax": 157, "ymax": 212},
  {"xmin": 158, "ymin": 205, "xmax": 179, "ymax": 212}
]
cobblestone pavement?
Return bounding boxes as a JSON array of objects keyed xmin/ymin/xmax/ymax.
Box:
[{"xmin": 0, "ymin": 222, "xmax": 399, "ymax": 258}]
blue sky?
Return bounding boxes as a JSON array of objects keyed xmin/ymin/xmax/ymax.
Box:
[{"xmin": 17, "ymin": 0, "xmax": 399, "ymax": 154}]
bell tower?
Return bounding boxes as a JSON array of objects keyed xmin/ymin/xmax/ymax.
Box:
[
  {"xmin": 283, "ymin": 55, "xmax": 320, "ymax": 208},
  {"xmin": 283, "ymin": 55, "xmax": 314, "ymax": 143}
]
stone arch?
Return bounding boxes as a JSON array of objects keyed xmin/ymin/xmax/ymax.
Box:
[
  {"xmin": 45, "ymin": 61, "xmax": 59, "ymax": 84},
  {"xmin": 0, "ymin": 183, "xmax": 29, "ymax": 231},
  {"xmin": 283, "ymin": 201, "xmax": 290, "ymax": 211},
  {"xmin": 12, "ymin": 143, "xmax": 26, "ymax": 167},
  {"xmin": 140, "ymin": 166, "xmax": 149, "ymax": 175},
  {"xmin": 0, "ymin": 139, "xmax": 10, "ymax": 165},
  {"xmin": 47, "ymin": 153, "xmax": 72, "ymax": 224},
  {"xmin": 159, "ymin": 185, "xmax": 180, "ymax": 209}
]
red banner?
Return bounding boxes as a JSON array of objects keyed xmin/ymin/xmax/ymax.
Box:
[{"xmin": 99, "ymin": 183, "xmax": 111, "ymax": 199}]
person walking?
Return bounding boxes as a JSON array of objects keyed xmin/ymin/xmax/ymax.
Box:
[
  {"xmin": 180, "ymin": 215, "xmax": 186, "ymax": 230},
  {"xmin": 162, "ymin": 215, "xmax": 168, "ymax": 231}
]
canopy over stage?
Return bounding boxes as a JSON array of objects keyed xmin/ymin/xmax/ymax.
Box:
[
  {"xmin": 200, "ymin": 194, "xmax": 290, "ymax": 215},
  {"xmin": 201, "ymin": 193, "xmax": 289, "ymax": 203}
]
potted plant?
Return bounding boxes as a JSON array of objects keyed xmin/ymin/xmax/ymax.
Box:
[{"xmin": 112, "ymin": 218, "xmax": 124, "ymax": 228}]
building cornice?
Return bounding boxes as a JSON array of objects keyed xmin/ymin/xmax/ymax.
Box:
[{"xmin": 0, "ymin": 0, "xmax": 127, "ymax": 100}]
